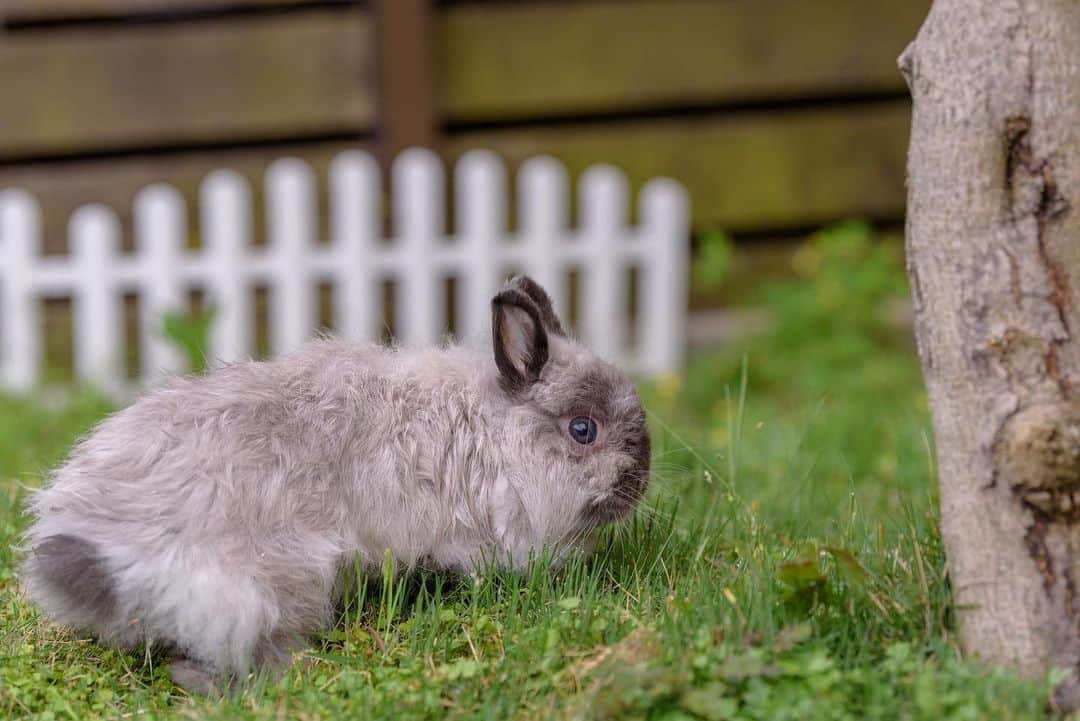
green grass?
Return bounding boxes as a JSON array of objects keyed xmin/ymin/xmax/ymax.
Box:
[{"xmin": 0, "ymin": 223, "xmax": 1059, "ymax": 720}]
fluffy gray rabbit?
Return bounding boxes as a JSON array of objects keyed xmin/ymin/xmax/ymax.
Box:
[{"xmin": 20, "ymin": 275, "xmax": 650, "ymax": 693}]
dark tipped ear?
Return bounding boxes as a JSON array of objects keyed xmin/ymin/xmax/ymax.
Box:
[
  {"xmin": 504, "ymin": 275, "xmax": 566, "ymax": 337},
  {"xmin": 492, "ymin": 288, "xmax": 549, "ymax": 390}
]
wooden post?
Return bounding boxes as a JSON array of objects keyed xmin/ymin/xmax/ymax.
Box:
[{"xmin": 372, "ymin": 0, "xmax": 439, "ymax": 172}]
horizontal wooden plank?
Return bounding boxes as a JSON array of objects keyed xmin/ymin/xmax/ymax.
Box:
[
  {"xmin": 438, "ymin": 0, "xmax": 929, "ymax": 120},
  {"xmin": 2, "ymin": 101, "xmax": 912, "ymax": 255},
  {"xmin": 446, "ymin": 101, "xmax": 912, "ymax": 231},
  {"xmin": 4, "ymin": 1, "xmax": 316, "ymax": 21},
  {"xmin": 0, "ymin": 141, "xmax": 371, "ymax": 254},
  {"xmin": 0, "ymin": 8, "xmax": 375, "ymax": 157}
]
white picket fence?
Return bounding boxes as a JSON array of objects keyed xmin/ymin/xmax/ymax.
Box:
[{"xmin": 0, "ymin": 148, "xmax": 688, "ymax": 397}]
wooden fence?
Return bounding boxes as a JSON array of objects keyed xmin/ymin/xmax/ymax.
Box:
[
  {"xmin": 1, "ymin": 150, "xmax": 689, "ymax": 394},
  {"xmin": 0, "ymin": 0, "xmax": 930, "ymax": 254}
]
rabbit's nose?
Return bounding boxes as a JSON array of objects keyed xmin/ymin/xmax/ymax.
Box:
[{"xmin": 622, "ymin": 425, "xmax": 651, "ymax": 473}]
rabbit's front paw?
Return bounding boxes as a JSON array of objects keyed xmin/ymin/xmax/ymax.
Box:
[{"xmin": 169, "ymin": 655, "xmax": 226, "ymax": 696}]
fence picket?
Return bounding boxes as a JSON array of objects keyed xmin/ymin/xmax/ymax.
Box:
[
  {"xmin": 203, "ymin": 170, "xmax": 252, "ymax": 366},
  {"xmin": 0, "ymin": 190, "xmax": 42, "ymax": 392},
  {"xmin": 519, "ymin": 157, "xmax": 569, "ymax": 322},
  {"xmin": 640, "ymin": 178, "xmax": 690, "ymax": 374},
  {"xmin": 267, "ymin": 159, "xmax": 317, "ymax": 355},
  {"xmin": 0, "ymin": 149, "xmax": 689, "ymax": 397},
  {"xmin": 330, "ymin": 151, "xmax": 380, "ymax": 343},
  {"xmin": 395, "ymin": 149, "xmax": 443, "ymax": 346},
  {"xmin": 71, "ymin": 205, "xmax": 122, "ymax": 391},
  {"xmin": 457, "ymin": 149, "xmax": 505, "ymax": 345},
  {"xmin": 135, "ymin": 184, "xmax": 186, "ymax": 381},
  {"xmin": 579, "ymin": 165, "xmax": 628, "ymax": 362}
]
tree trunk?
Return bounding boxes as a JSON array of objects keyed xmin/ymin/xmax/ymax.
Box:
[{"xmin": 900, "ymin": 0, "xmax": 1080, "ymax": 709}]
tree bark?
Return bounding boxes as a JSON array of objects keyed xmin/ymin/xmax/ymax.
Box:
[{"xmin": 900, "ymin": 0, "xmax": 1080, "ymax": 710}]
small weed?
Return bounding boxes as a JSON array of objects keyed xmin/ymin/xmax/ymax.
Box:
[{"xmin": 161, "ymin": 308, "xmax": 215, "ymax": 375}]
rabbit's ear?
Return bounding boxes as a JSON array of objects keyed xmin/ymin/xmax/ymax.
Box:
[
  {"xmin": 492, "ymin": 287, "xmax": 549, "ymax": 390},
  {"xmin": 504, "ymin": 275, "xmax": 565, "ymax": 337}
]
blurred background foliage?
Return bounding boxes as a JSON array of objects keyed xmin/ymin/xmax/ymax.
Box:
[{"xmin": 647, "ymin": 219, "xmax": 927, "ymax": 532}]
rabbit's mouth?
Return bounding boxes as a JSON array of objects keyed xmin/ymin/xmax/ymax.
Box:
[{"xmin": 583, "ymin": 468, "xmax": 649, "ymax": 525}]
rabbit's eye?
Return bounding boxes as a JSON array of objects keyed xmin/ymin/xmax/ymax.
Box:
[{"xmin": 568, "ymin": 417, "xmax": 598, "ymax": 445}]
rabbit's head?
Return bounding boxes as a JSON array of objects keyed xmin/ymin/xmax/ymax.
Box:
[{"xmin": 490, "ymin": 276, "xmax": 650, "ymax": 532}]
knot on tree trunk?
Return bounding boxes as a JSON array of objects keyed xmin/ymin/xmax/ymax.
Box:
[
  {"xmin": 995, "ymin": 401, "xmax": 1080, "ymax": 519},
  {"xmin": 1004, "ymin": 115, "xmax": 1071, "ymax": 227}
]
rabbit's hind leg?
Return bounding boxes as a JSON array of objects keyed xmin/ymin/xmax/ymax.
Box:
[{"xmin": 22, "ymin": 534, "xmax": 118, "ymax": 634}]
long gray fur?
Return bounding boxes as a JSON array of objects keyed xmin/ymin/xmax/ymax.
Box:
[{"xmin": 19, "ymin": 276, "xmax": 650, "ymax": 690}]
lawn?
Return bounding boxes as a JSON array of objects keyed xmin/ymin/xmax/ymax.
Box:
[{"xmin": 0, "ymin": 223, "xmax": 1057, "ymax": 720}]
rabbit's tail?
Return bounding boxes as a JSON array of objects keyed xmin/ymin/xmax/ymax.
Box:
[{"xmin": 22, "ymin": 534, "xmax": 119, "ymax": 633}]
